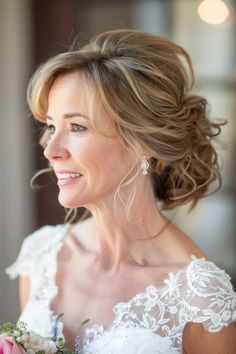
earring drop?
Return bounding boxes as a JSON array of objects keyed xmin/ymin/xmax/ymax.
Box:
[{"xmin": 141, "ymin": 156, "xmax": 150, "ymax": 175}]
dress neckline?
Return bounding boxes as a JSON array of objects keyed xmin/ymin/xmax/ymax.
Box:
[{"xmin": 49, "ymin": 223, "xmax": 205, "ymax": 349}]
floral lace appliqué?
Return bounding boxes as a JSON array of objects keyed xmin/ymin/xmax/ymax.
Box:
[
  {"xmin": 84, "ymin": 256, "xmax": 236, "ymax": 353},
  {"xmin": 6, "ymin": 226, "xmax": 236, "ymax": 354}
]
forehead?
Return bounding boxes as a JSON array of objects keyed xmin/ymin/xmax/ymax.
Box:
[
  {"xmin": 47, "ymin": 72, "xmax": 92, "ymax": 114},
  {"xmin": 47, "ymin": 72, "xmax": 116, "ymax": 132}
]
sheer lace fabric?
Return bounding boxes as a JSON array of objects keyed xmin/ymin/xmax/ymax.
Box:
[{"xmin": 6, "ymin": 225, "xmax": 236, "ymax": 354}]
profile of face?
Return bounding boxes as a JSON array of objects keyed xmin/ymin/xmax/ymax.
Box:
[{"xmin": 44, "ymin": 72, "xmax": 136, "ymax": 209}]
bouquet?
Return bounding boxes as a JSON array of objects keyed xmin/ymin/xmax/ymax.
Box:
[
  {"xmin": 0, "ymin": 321, "xmax": 68, "ymax": 354},
  {"xmin": 0, "ymin": 316, "xmax": 90, "ymax": 354}
]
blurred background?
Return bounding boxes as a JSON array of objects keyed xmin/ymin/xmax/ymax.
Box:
[{"xmin": 0, "ymin": 0, "xmax": 235, "ymax": 322}]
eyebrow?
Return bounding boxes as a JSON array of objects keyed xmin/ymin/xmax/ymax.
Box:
[{"xmin": 46, "ymin": 112, "xmax": 89, "ymax": 120}]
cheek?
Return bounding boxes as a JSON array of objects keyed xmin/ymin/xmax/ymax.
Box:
[
  {"xmin": 85, "ymin": 140, "xmax": 129, "ymax": 183},
  {"xmin": 70, "ymin": 136, "xmax": 131, "ymax": 187},
  {"xmin": 99, "ymin": 143, "xmax": 131, "ymax": 185},
  {"xmin": 104, "ymin": 139, "xmax": 126, "ymax": 163}
]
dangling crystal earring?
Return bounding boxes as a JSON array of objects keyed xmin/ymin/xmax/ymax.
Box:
[{"xmin": 140, "ymin": 156, "xmax": 150, "ymax": 175}]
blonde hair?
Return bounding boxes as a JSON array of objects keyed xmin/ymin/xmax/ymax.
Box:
[{"xmin": 28, "ymin": 29, "xmax": 224, "ymax": 221}]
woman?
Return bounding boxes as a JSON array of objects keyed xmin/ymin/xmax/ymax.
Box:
[{"xmin": 6, "ymin": 29, "xmax": 236, "ymax": 353}]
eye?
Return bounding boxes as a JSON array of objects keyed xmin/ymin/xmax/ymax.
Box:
[
  {"xmin": 46, "ymin": 124, "xmax": 56, "ymax": 135},
  {"xmin": 70, "ymin": 123, "xmax": 87, "ymax": 133}
]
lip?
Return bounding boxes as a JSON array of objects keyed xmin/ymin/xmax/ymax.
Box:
[
  {"xmin": 55, "ymin": 170, "xmax": 82, "ymax": 174},
  {"xmin": 54, "ymin": 169, "xmax": 83, "ymax": 186},
  {"xmin": 57, "ymin": 176, "xmax": 81, "ymax": 186}
]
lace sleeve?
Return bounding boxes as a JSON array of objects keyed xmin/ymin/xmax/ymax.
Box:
[
  {"xmin": 182, "ymin": 256, "xmax": 236, "ymax": 332},
  {"xmin": 5, "ymin": 225, "xmax": 63, "ymax": 279}
]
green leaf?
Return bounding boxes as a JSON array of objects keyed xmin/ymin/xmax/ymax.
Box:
[
  {"xmin": 80, "ymin": 319, "xmax": 90, "ymax": 328},
  {"xmin": 0, "ymin": 322, "xmax": 16, "ymax": 334},
  {"xmin": 55, "ymin": 313, "xmax": 64, "ymax": 323}
]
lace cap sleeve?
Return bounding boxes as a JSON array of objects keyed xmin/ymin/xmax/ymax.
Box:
[
  {"xmin": 5, "ymin": 225, "xmax": 65, "ymax": 279},
  {"xmin": 183, "ymin": 256, "xmax": 236, "ymax": 332}
]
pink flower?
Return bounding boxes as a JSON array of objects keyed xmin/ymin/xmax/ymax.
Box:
[{"xmin": 0, "ymin": 337, "xmax": 25, "ymax": 354}]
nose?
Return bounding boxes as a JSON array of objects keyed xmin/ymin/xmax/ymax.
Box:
[{"xmin": 44, "ymin": 134, "xmax": 70, "ymax": 162}]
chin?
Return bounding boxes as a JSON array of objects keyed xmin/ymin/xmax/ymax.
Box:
[{"xmin": 58, "ymin": 194, "xmax": 83, "ymax": 209}]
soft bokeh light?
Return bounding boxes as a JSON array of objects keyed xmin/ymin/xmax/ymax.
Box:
[{"xmin": 197, "ymin": 0, "xmax": 229, "ymax": 24}]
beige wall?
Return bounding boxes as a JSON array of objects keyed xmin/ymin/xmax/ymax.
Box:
[{"xmin": 0, "ymin": 0, "xmax": 35, "ymax": 322}]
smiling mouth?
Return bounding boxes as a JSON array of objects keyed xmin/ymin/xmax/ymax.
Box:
[
  {"xmin": 56, "ymin": 173, "xmax": 81, "ymax": 180},
  {"xmin": 55, "ymin": 172, "xmax": 82, "ymax": 186}
]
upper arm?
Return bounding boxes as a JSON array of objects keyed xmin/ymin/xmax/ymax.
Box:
[
  {"xmin": 183, "ymin": 322, "xmax": 236, "ymax": 354},
  {"xmin": 179, "ymin": 256, "xmax": 236, "ymax": 353},
  {"xmin": 19, "ymin": 276, "xmax": 31, "ymax": 310}
]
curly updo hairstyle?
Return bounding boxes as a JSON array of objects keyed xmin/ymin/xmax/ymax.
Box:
[{"xmin": 27, "ymin": 29, "xmax": 224, "ymax": 214}]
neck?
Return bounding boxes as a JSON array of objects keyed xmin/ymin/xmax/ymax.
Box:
[{"xmin": 83, "ymin": 179, "xmax": 167, "ymax": 274}]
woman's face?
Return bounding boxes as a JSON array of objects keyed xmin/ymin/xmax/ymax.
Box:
[{"xmin": 44, "ymin": 72, "xmax": 134, "ymax": 209}]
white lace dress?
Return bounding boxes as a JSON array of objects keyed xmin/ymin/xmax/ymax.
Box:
[{"xmin": 6, "ymin": 224, "xmax": 236, "ymax": 354}]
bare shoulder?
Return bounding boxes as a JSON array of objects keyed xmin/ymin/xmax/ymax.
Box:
[
  {"xmin": 183, "ymin": 322, "xmax": 236, "ymax": 354},
  {"xmin": 155, "ymin": 220, "xmax": 208, "ymax": 268},
  {"xmin": 19, "ymin": 275, "xmax": 30, "ymax": 310}
]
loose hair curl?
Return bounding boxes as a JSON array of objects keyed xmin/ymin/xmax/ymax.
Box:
[{"xmin": 28, "ymin": 29, "xmax": 225, "ymax": 217}]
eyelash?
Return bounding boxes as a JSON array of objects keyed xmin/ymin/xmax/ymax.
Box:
[
  {"xmin": 70, "ymin": 123, "xmax": 87, "ymax": 133},
  {"xmin": 46, "ymin": 125, "xmax": 55, "ymax": 135},
  {"xmin": 46, "ymin": 123, "xmax": 87, "ymax": 135}
]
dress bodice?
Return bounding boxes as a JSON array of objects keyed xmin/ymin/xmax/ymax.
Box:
[{"xmin": 6, "ymin": 224, "xmax": 236, "ymax": 354}]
